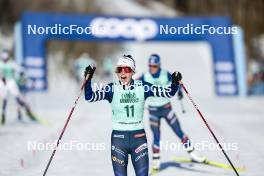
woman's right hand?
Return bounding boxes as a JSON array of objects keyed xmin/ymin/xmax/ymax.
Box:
[{"xmin": 84, "ymin": 65, "xmax": 96, "ymax": 80}]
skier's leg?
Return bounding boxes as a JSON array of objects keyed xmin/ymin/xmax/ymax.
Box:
[
  {"xmin": 164, "ymin": 106, "xmax": 206, "ymax": 162},
  {"xmin": 15, "ymin": 96, "xmax": 22, "ymax": 121},
  {"xmin": 0, "ymin": 81, "xmax": 8, "ymax": 124},
  {"xmin": 131, "ymin": 130, "xmax": 149, "ymax": 176},
  {"xmin": 15, "ymin": 97, "xmax": 35, "ymax": 121},
  {"xmin": 1, "ymin": 98, "xmax": 7, "ymax": 124},
  {"xmin": 111, "ymin": 131, "xmax": 129, "ymax": 176},
  {"xmin": 164, "ymin": 106, "xmax": 192, "ymax": 148},
  {"xmin": 150, "ymin": 115, "xmax": 161, "ymax": 153},
  {"xmin": 15, "ymin": 96, "xmax": 37, "ymax": 121},
  {"xmin": 7, "ymin": 79, "xmax": 30, "ymax": 120},
  {"xmin": 149, "ymin": 110, "xmax": 161, "ymax": 169},
  {"xmin": 17, "ymin": 105, "xmax": 22, "ymax": 121}
]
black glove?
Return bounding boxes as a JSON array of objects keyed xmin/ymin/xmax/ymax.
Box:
[
  {"xmin": 178, "ymin": 90, "xmax": 183, "ymax": 100},
  {"xmin": 171, "ymin": 71, "xmax": 182, "ymax": 85},
  {"xmin": 84, "ymin": 65, "xmax": 96, "ymax": 80}
]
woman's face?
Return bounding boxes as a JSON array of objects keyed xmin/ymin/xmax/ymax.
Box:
[
  {"xmin": 116, "ymin": 66, "xmax": 134, "ymax": 85},
  {"xmin": 149, "ymin": 65, "xmax": 159, "ymax": 75}
]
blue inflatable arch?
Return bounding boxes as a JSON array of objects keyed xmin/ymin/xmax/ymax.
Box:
[{"xmin": 21, "ymin": 12, "xmax": 238, "ymax": 96}]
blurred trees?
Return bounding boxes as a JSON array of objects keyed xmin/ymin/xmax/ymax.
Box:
[
  {"xmin": 1, "ymin": 0, "xmax": 264, "ymax": 62},
  {"xmin": 166, "ymin": 0, "xmax": 264, "ymax": 61},
  {"xmin": 0, "ymin": 0, "xmax": 101, "ymax": 27},
  {"xmin": 0, "ymin": 0, "xmax": 120, "ymax": 70}
]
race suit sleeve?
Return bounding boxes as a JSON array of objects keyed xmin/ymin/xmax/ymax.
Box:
[
  {"xmin": 84, "ymin": 80, "xmax": 113, "ymax": 103},
  {"xmin": 143, "ymin": 80, "xmax": 179, "ymax": 99}
]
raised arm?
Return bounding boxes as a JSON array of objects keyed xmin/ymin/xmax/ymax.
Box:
[
  {"xmin": 84, "ymin": 65, "xmax": 113, "ymax": 102},
  {"xmin": 84, "ymin": 80, "xmax": 113, "ymax": 102},
  {"xmin": 144, "ymin": 72, "xmax": 182, "ymax": 99}
]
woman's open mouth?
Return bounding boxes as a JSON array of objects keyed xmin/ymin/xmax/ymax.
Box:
[{"xmin": 121, "ymin": 75, "xmax": 127, "ymax": 81}]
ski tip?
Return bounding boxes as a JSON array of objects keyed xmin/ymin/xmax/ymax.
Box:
[
  {"xmin": 40, "ymin": 121, "xmax": 53, "ymax": 127},
  {"xmin": 149, "ymin": 168, "xmax": 160, "ymax": 175},
  {"xmin": 173, "ymin": 156, "xmax": 247, "ymax": 172},
  {"xmin": 34, "ymin": 117, "xmax": 53, "ymax": 127}
]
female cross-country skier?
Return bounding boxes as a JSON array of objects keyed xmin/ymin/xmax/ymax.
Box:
[
  {"xmin": 84, "ymin": 54, "xmax": 182, "ymax": 176},
  {"xmin": 139, "ymin": 54, "xmax": 206, "ymax": 170},
  {"xmin": 0, "ymin": 49, "xmax": 37, "ymax": 124}
]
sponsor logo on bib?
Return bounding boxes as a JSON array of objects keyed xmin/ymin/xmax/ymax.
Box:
[{"xmin": 120, "ymin": 92, "xmax": 139, "ymax": 103}]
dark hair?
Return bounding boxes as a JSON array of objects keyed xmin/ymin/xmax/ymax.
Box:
[{"xmin": 123, "ymin": 54, "xmax": 135, "ymax": 62}]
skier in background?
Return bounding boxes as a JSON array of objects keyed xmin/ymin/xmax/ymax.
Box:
[
  {"xmin": 17, "ymin": 68, "xmax": 28, "ymax": 95},
  {"xmin": 0, "ymin": 49, "xmax": 37, "ymax": 125},
  {"xmin": 84, "ymin": 54, "xmax": 182, "ymax": 176},
  {"xmin": 102, "ymin": 56, "xmax": 114, "ymax": 80},
  {"xmin": 73, "ymin": 52, "xmax": 96, "ymax": 84},
  {"xmin": 139, "ymin": 54, "xmax": 206, "ymax": 170}
]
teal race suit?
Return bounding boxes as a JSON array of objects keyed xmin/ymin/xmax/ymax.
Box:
[
  {"xmin": 84, "ymin": 79, "xmax": 179, "ymax": 176},
  {"xmin": 84, "ymin": 79, "xmax": 179, "ymax": 131}
]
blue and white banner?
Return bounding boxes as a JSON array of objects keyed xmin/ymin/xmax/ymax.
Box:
[{"xmin": 21, "ymin": 12, "xmax": 239, "ymax": 96}]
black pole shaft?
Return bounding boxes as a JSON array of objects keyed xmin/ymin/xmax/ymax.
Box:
[{"xmin": 180, "ymin": 82, "xmax": 240, "ymax": 176}]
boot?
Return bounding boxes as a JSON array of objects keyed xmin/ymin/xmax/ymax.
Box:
[
  {"xmin": 151, "ymin": 153, "xmax": 161, "ymax": 170},
  {"xmin": 188, "ymin": 148, "xmax": 206, "ymax": 163},
  {"xmin": 26, "ymin": 108, "xmax": 37, "ymax": 121},
  {"xmin": 17, "ymin": 109, "xmax": 22, "ymax": 121},
  {"xmin": 1, "ymin": 114, "xmax": 5, "ymax": 125}
]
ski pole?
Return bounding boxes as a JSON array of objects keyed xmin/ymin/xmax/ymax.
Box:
[
  {"xmin": 43, "ymin": 67, "xmax": 95, "ymax": 176},
  {"xmin": 179, "ymin": 81, "xmax": 240, "ymax": 176}
]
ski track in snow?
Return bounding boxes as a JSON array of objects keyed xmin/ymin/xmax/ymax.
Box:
[
  {"xmin": 1, "ymin": 92, "xmax": 263, "ymax": 176},
  {"xmin": 1, "ymin": 43, "xmax": 263, "ymax": 176}
]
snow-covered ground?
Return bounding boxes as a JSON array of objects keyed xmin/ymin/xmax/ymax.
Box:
[
  {"xmin": 1, "ymin": 1, "xmax": 263, "ymax": 176},
  {"xmin": 0, "ymin": 42, "xmax": 263, "ymax": 176},
  {"xmin": 1, "ymin": 96, "xmax": 263, "ymax": 176}
]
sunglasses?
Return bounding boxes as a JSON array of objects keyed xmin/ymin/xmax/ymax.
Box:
[
  {"xmin": 115, "ymin": 67, "xmax": 133, "ymax": 73},
  {"xmin": 149, "ymin": 65, "xmax": 159, "ymax": 68}
]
